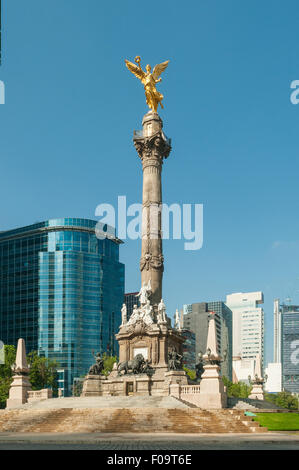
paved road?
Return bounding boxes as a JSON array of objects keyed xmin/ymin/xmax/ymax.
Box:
[{"xmin": 0, "ymin": 432, "xmax": 299, "ymax": 450}]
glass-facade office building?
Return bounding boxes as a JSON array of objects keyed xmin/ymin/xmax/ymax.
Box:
[
  {"xmin": 281, "ymin": 307, "xmax": 299, "ymax": 393},
  {"xmin": 0, "ymin": 218, "xmax": 124, "ymax": 395},
  {"xmin": 181, "ymin": 329, "xmax": 196, "ymax": 370},
  {"xmin": 124, "ymin": 292, "xmax": 140, "ymax": 318},
  {"xmin": 273, "ymin": 301, "xmax": 299, "ymax": 393}
]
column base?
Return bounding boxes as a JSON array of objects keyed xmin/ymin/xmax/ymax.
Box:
[
  {"xmin": 248, "ymin": 384, "xmax": 264, "ymax": 400},
  {"xmin": 197, "ymin": 365, "xmax": 227, "ymax": 409},
  {"xmin": 6, "ymin": 375, "xmax": 32, "ymax": 409}
]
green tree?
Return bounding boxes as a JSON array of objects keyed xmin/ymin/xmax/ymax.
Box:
[
  {"xmin": 102, "ymin": 353, "xmax": 117, "ymax": 376},
  {"xmin": 0, "ymin": 345, "xmax": 16, "ymax": 408},
  {"xmin": 275, "ymin": 391, "xmax": 298, "ymax": 410},
  {"xmin": 264, "ymin": 392, "xmax": 277, "ymax": 405},
  {"xmin": 27, "ymin": 351, "xmax": 59, "ymax": 396},
  {"xmin": 183, "ymin": 366, "xmax": 197, "ymax": 381},
  {"xmin": 222, "ymin": 376, "xmax": 252, "ymax": 398}
]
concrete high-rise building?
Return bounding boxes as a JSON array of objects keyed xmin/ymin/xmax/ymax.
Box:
[
  {"xmin": 264, "ymin": 363, "xmax": 282, "ymax": 393},
  {"xmin": 225, "ymin": 292, "xmax": 264, "ymax": 379},
  {"xmin": 232, "ymin": 357, "xmax": 255, "ymax": 384},
  {"xmin": 183, "ymin": 301, "xmax": 232, "ymax": 380},
  {"xmin": 0, "ymin": 218, "xmax": 124, "ymax": 395}
]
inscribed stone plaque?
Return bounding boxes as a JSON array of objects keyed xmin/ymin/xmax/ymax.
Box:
[{"xmin": 133, "ymin": 347, "xmax": 148, "ymax": 359}]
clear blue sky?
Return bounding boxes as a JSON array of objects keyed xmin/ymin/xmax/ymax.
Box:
[{"xmin": 1, "ymin": 0, "xmax": 299, "ymax": 366}]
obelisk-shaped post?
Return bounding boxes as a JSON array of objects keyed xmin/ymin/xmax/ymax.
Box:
[
  {"xmin": 6, "ymin": 338, "xmax": 32, "ymax": 408},
  {"xmin": 254, "ymin": 353, "xmax": 262, "ymax": 380},
  {"xmin": 248, "ymin": 353, "xmax": 265, "ymax": 400},
  {"xmin": 133, "ymin": 111, "xmax": 171, "ymax": 305},
  {"xmin": 197, "ymin": 314, "xmax": 227, "ymax": 409}
]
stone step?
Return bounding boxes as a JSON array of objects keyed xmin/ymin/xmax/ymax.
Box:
[
  {"xmin": 0, "ymin": 407, "xmax": 267, "ymax": 434},
  {"xmin": 19, "ymin": 395, "xmax": 190, "ymax": 410}
]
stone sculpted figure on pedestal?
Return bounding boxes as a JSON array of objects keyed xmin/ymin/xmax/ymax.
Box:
[
  {"xmin": 136, "ymin": 280, "xmax": 152, "ymax": 306},
  {"xmin": 88, "ymin": 353, "xmax": 104, "ymax": 376},
  {"xmin": 140, "ymin": 300, "xmax": 154, "ymax": 325},
  {"xmin": 195, "ymin": 352, "xmax": 204, "ymax": 382},
  {"xmin": 125, "ymin": 56, "xmax": 169, "ymax": 113},
  {"xmin": 121, "ymin": 303, "xmax": 127, "ymax": 326},
  {"xmin": 174, "ymin": 309, "xmax": 181, "ymax": 330},
  {"xmin": 168, "ymin": 349, "xmax": 183, "ymax": 371},
  {"xmin": 157, "ymin": 298, "xmax": 167, "ymax": 324},
  {"xmin": 127, "ymin": 304, "xmax": 141, "ymax": 326}
]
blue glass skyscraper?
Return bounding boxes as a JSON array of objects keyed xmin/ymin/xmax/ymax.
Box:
[
  {"xmin": 0, "ymin": 218, "xmax": 124, "ymax": 395},
  {"xmin": 281, "ymin": 306, "xmax": 299, "ymax": 393}
]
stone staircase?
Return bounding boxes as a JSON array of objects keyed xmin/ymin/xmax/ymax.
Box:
[
  {"xmin": 0, "ymin": 408, "xmax": 267, "ymax": 433},
  {"xmin": 228, "ymin": 397, "xmax": 285, "ymax": 411},
  {"xmin": 17, "ymin": 395, "xmax": 190, "ymax": 410}
]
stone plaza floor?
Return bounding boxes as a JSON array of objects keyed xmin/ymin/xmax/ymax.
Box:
[{"xmin": 0, "ymin": 432, "xmax": 298, "ymax": 450}]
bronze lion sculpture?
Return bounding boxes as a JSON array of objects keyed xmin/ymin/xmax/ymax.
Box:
[{"xmin": 117, "ymin": 354, "xmax": 145, "ymax": 375}]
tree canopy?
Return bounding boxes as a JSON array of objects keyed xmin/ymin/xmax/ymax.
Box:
[
  {"xmin": 265, "ymin": 391, "xmax": 299, "ymax": 410},
  {"xmin": 222, "ymin": 376, "xmax": 252, "ymax": 398},
  {"xmin": 183, "ymin": 366, "xmax": 197, "ymax": 381},
  {"xmin": 0, "ymin": 345, "xmax": 16, "ymax": 409},
  {"xmin": 101, "ymin": 353, "xmax": 117, "ymax": 376},
  {"xmin": 27, "ymin": 351, "xmax": 59, "ymax": 395}
]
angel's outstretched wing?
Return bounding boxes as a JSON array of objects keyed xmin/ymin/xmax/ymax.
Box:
[
  {"xmin": 152, "ymin": 60, "xmax": 169, "ymax": 80},
  {"xmin": 125, "ymin": 60, "xmax": 145, "ymax": 81}
]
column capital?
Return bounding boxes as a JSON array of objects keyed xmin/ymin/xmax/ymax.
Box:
[{"xmin": 133, "ymin": 131, "xmax": 171, "ymax": 166}]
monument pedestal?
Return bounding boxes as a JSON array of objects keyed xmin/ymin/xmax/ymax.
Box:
[
  {"xmin": 117, "ymin": 321, "xmax": 183, "ymax": 370},
  {"xmin": 102, "ymin": 374, "xmax": 152, "ymax": 397},
  {"xmin": 248, "ymin": 354, "xmax": 265, "ymax": 400},
  {"xmin": 165, "ymin": 370, "xmax": 188, "ymax": 399},
  {"xmin": 164, "ymin": 370, "xmax": 188, "ymax": 386},
  {"xmin": 6, "ymin": 374, "xmax": 32, "ymax": 408},
  {"xmin": 197, "ymin": 365, "xmax": 227, "ymax": 409},
  {"xmin": 195, "ymin": 314, "xmax": 227, "ymax": 409},
  {"xmin": 249, "ymin": 383, "xmax": 264, "ymax": 400},
  {"xmin": 112, "ymin": 318, "xmax": 185, "ymax": 398},
  {"xmin": 81, "ymin": 375, "xmax": 107, "ymax": 397}
]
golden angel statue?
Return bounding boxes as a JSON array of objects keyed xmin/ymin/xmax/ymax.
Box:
[{"xmin": 125, "ymin": 56, "xmax": 169, "ymax": 113}]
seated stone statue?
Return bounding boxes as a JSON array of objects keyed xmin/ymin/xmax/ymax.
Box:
[
  {"xmin": 127, "ymin": 304, "xmax": 141, "ymax": 325},
  {"xmin": 88, "ymin": 352, "xmax": 104, "ymax": 375},
  {"xmin": 140, "ymin": 300, "xmax": 154, "ymax": 325}
]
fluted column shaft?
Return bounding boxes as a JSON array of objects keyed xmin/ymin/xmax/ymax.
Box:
[{"xmin": 133, "ymin": 112, "xmax": 171, "ymax": 305}]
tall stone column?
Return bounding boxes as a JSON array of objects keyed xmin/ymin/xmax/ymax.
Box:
[{"xmin": 133, "ymin": 111, "xmax": 171, "ymax": 306}]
